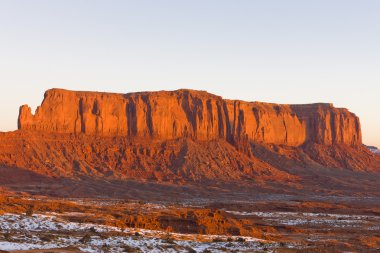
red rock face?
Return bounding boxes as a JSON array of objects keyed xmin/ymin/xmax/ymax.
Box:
[{"xmin": 18, "ymin": 89, "xmax": 362, "ymax": 147}]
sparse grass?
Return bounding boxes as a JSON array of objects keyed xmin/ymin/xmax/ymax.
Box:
[
  {"xmin": 0, "ymin": 194, "xmax": 378, "ymax": 252},
  {"xmin": 0, "ymin": 194, "xmax": 263, "ymax": 241}
]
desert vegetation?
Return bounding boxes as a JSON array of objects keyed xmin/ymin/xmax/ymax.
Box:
[{"xmin": 0, "ymin": 192, "xmax": 379, "ymax": 252}]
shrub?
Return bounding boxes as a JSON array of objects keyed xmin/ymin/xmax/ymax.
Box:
[
  {"xmin": 212, "ymin": 237, "xmax": 224, "ymax": 242},
  {"xmin": 102, "ymin": 243, "xmax": 110, "ymax": 253},
  {"xmin": 79, "ymin": 234, "xmax": 91, "ymax": 243},
  {"xmin": 3, "ymin": 232, "xmax": 12, "ymax": 241},
  {"xmin": 164, "ymin": 236, "xmax": 176, "ymax": 245},
  {"xmin": 185, "ymin": 247, "xmax": 196, "ymax": 253},
  {"xmin": 122, "ymin": 245, "xmax": 141, "ymax": 252},
  {"xmin": 25, "ymin": 206, "xmax": 33, "ymax": 217},
  {"xmin": 236, "ymin": 237, "xmax": 245, "ymax": 242},
  {"xmin": 40, "ymin": 234, "xmax": 56, "ymax": 242}
]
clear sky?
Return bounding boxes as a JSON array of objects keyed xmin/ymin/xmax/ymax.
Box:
[{"xmin": 0, "ymin": 0, "xmax": 379, "ymax": 146}]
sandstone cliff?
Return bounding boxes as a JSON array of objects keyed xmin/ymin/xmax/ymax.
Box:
[
  {"xmin": 18, "ymin": 89, "xmax": 362, "ymax": 147},
  {"xmin": 0, "ymin": 88, "xmax": 379, "ymax": 197}
]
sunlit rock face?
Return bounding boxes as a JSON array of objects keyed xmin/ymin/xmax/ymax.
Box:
[{"xmin": 18, "ymin": 88, "xmax": 362, "ymax": 147}]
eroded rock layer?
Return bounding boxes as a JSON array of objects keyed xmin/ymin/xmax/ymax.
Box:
[{"xmin": 18, "ymin": 89, "xmax": 361, "ymax": 147}]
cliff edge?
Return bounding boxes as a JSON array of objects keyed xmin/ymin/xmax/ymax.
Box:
[{"xmin": 18, "ymin": 88, "xmax": 361, "ymax": 147}]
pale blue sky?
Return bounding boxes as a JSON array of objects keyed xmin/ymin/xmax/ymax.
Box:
[{"xmin": 0, "ymin": 0, "xmax": 379, "ymax": 146}]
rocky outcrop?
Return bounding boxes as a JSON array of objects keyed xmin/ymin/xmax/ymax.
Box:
[
  {"xmin": 0, "ymin": 131, "xmax": 298, "ymax": 182},
  {"xmin": 18, "ymin": 89, "xmax": 362, "ymax": 147},
  {"xmin": 0, "ymin": 88, "xmax": 377, "ymax": 197},
  {"xmin": 366, "ymin": 145, "xmax": 380, "ymax": 155}
]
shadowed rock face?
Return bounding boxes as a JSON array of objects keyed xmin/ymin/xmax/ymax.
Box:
[{"xmin": 18, "ymin": 89, "xmax": 361, "ymax": 147}]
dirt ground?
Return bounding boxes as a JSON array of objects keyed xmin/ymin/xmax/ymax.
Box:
[{"xmin": 0, "ymin": 192, "xmax": 379, "ymax": 252}]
